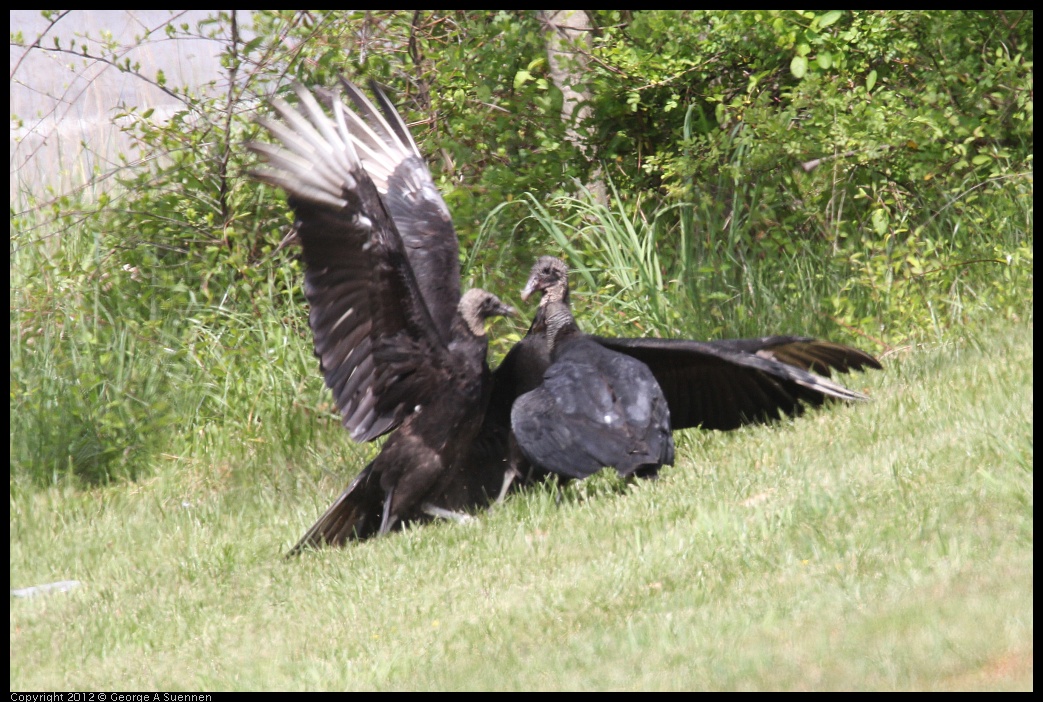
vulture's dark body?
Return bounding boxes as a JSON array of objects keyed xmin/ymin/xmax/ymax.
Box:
[
  {"xmin": 510, "ymin": 303, "xmax": 675, "ymax": 480},
  {"xmin": 293, "ymin": 309, "xmax": 497, "ymax": 545}
]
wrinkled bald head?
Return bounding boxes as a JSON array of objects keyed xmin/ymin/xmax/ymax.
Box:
[
  {"xmin": 520, "ymin": 256, "xmax": 569, "ymax": 305},
  {"xmin": 458, "ymin": 288, "xmax": 515, "ymax": 337}
]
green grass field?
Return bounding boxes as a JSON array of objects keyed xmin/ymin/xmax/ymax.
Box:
[{"xmin": 10, "ymin": 321, "xmax": 1032, "ymax": 690}]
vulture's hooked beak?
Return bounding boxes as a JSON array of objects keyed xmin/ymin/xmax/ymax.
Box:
[{"xmin": 520, "ymin": 275, "xmax": 539, "ymax": 302}]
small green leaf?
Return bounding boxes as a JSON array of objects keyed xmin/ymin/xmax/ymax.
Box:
[
  {"xmin": 790, "ymin": 55, "xmax": 808, "ymax": 79},
  {"xmin": 817, "ymin": 52, "xmax": 832, "ymax": 69},
  {"xmin": 871, "ymin": 208, "xmax": 889, "ymax": 235},
  {"xmin": 866, "ymin": 69, "xmax": 877, "ymax": 92},
  {"xmin": 513, "ymin": 70, "xmax": 533, "ymax": 90},
  {"xmin": 818, "ymin": 10, "xmax": 843, "ymax": 28}
]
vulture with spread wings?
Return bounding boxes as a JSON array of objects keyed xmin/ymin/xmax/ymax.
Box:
[{"xmin": 249, "ymin": 79, "xmax": 513, "ymax": 551}]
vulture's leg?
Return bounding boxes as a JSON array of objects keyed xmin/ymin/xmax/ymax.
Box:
[
  {"xmin": 496, "ymin": 434, "xmax": 527, "ymax": 504},
  {"xmin": 495, "ymin": 467, "xmax": 520, "ymax": 504},
  {"xmin": 379, "ymin": 489, "xmax": 398, "ymax": 535}
]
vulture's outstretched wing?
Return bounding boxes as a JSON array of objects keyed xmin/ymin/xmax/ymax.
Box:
[
  {"xmin": 593, "ymin": 336, "xmax": 871, "ymax": 431},
  {"xmin": 250, "ymin": 83, "xmax": 453, "ymax": 442},
  {"xmin": 332, "ymin": 78, "xmax": 462, "ymax": 343},
  {"xmin": 703, "ymin": 336, "xmax": 882, "ymax": 377}
]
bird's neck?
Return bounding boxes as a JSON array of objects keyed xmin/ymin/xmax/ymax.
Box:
[{"xmin": 544, "ymin": 300, "xmax": 579, "ymax": 351}]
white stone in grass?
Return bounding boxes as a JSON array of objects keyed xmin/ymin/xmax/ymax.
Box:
[{"xmin": 11, "ymin": 580, "xmax": 82, "ymax": 598}]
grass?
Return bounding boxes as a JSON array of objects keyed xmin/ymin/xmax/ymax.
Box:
[{"xmin": 10, "ymin": 320, "xmax": 1032, "ymax": 690}]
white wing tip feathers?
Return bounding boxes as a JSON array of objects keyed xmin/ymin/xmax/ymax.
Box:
[{"xmin": 249, "ymin": 80, "xmax": 418, "ymax": 206}]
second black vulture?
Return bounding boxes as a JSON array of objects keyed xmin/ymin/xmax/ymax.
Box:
[
  {"xmin": 508, "ymin": 277, "xmax": 675, "ymax": 482},
  {"xmin": 248, "ymin": 80, "xmax": 514, "ymax": 550},
  {"xmin": 453, "ymin": 256, "xmax": 882, "ymax": 497}
]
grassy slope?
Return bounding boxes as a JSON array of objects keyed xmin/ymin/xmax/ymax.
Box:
[{"xmin": 10, "ymin": 322, "xmax": 1032, "ymax": 690}]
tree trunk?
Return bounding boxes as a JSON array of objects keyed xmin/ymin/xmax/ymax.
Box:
[{"xmin": 539, "ymin": 10, "xmax": 607, "ymax": 205}]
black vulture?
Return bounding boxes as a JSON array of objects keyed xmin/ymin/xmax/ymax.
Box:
[
  {"xmin": 248, "ymin": 80, "xmax": 514, "ymax": 550},
  {"xmin": 480, "ymin": 256, "xmax": 881, "ymax": 493},
  {"xmin": 509, "ymin": 276, "xmax": 675, "ymax": 482}
]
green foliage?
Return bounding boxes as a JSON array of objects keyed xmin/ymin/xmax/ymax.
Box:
[
  {"xmin": 10, "ymin": 200, "xmax": 346, "ymax": 486},
  {"xmin": 480, "ymin": 189, "xmax": 680, "ymax": 334},
  {"xmin": 11, "ymin": 210, "xmax": 178, "ymax": 483},
  {"xmin": 831, "ymin": 172, "xmax": 1033, "ymax": 339},
  {"xmin": 579, "ymin": 11, "xmax": 1032, "ymax": 338},
  {"xmin": 479, "ymin": 171, "xmax": 1030, "ymax": 349},
  {"xmin": 588, "ymin": 11, "xmax": 1033, "ymax": 192}
]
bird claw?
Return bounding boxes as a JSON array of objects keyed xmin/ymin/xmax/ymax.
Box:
[{"xmin": 421, "ymin": 503, "xmax": 474, "ymax": 524}]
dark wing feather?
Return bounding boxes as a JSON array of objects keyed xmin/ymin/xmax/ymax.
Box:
[
  {"xmin": 287, "ymin": 459, "xmax": 386, "ymax": 553},
  {"xmin": 708, "ymin": 336, "xmax": 882, "ymax": 376},
  {"xmin": 333, "ymin": 79, "xmax": 462, "ymax": 342},
  {"xmin": 249, "ymin": 84, "xmax": 452, "ymax": 442},
  {"xmin": 592, "ymin": 336, "xmax": 870, "ymax": 431}
]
